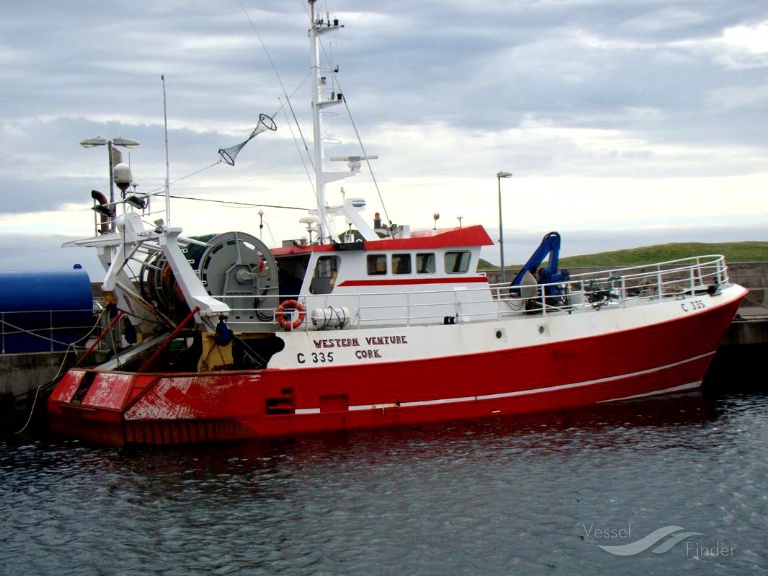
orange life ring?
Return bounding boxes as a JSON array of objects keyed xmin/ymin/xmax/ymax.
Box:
[{"xmin": 276, "ymin": 299, "xmax": 306, "ymax": 330}]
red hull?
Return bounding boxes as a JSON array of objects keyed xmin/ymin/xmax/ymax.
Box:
[{"xmin": 47, "ymin": 295, "xmax": 742, "ymax": 446}]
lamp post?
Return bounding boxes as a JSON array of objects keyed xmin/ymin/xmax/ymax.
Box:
[
  {"xmin": 80, "ymin": 136, "xmax": 140, "ymax": 206},
  {"xmin": 497, "ymin": 171, "xmax": 513, "ymax": 284}
]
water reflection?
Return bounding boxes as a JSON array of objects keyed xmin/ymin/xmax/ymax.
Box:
[{"xmin": 2, "ymin": 389, "xmax": 767, "ymax": 576}]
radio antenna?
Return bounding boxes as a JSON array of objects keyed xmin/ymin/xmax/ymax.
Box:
[{"xmin": 161, "ymin": 74, "xmax": 172, "ymax": 227}]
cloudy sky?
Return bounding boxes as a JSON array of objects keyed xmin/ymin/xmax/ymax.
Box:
[{"xmin": 1, "ymin": 0, "xmax": 766, "ymax": 279}]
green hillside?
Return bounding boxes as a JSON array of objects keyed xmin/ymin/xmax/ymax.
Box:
[{"xmin": 479, "ymin": 241, "xmax": 768, "ymax": 271}]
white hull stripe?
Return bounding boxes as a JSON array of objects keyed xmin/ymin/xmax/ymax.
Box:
[
  {"xmin": 293, "ymin": 351, "xmax": 714, "ymax": 415},
  {"xmin": 597, "ymin": 381, "xmax": 701, "ymax": 403}
]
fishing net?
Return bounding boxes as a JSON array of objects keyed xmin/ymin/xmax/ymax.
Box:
[{"xmin": 218, "ymin": 113, "xmax": 277, "ymax": 166}]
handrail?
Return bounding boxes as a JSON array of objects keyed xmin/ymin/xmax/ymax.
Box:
[
  {"xmin": 0, "ymin": 306, "xmax": 103, "ymax": 355},
  {"xmin": 2, "ymin": 257, "xmax": 730, "ymax": 346},
  {"xmin": 196, "ymin": 255, "xmax": 732, "ymax": 329}
]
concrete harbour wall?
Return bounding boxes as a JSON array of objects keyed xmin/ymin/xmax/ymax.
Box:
[{"xmin": 1, "ymin": 352, "xmax": 77, "ymax": 398}]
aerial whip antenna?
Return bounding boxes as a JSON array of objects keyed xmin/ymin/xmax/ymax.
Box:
[
  {"xmin": 217, "ymin": 113, "xmax": 277, "ymax": 166},
  {"xmin": 161, "ymin": 74, "xmax": 172, "ymax": 226}
]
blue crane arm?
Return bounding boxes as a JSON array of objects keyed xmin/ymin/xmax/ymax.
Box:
[{"xmin": 510, "ymin": 231, "xmax": 569, "ymax": 286}]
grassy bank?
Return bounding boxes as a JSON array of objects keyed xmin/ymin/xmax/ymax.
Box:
[{"xmin": 480, "ymin": 241, "xmax": 768, "ymax": 271}]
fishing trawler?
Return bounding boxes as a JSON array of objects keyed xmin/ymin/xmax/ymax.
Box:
[{"xmin": 47, "ymin": 1, "xmax": 747, "ymax": 446}]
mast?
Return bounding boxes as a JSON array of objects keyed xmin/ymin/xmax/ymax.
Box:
[
  {"xmin": 309, "ymin": 0, "xmax": 347, "ymax": 243},
  {"xmin": 308, "ymin": 1, "xmax": 380, "ymax": 243}
]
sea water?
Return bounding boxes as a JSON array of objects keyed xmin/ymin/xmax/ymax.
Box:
[{"xmin": 1, "ymin": 386, "xmax": 766, "ymax": 576}]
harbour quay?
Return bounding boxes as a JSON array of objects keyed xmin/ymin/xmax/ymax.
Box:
[{"xmin": 703, "ymin": 262, "xmax": 768, "ymax": 387}]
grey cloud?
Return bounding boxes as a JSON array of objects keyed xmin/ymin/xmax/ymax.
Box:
[{"xmin": 0, "ymin": 1, "xmax": 765, "ymax": 226}]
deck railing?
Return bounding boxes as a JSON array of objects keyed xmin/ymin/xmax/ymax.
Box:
[
  {"xmin": 0, "ymin": 256, "xmax": 735, "ymax": 355},
  {"xmin": 492, "ymin": 254, "xmax": 731, "ymax": 316},
  {"xmin": 210, "ymin": 255, "xmax": 732, "ymax": 330},
  {"xmin": 0, "ymin": 306, "xmax": 103, "ymax": 355}
]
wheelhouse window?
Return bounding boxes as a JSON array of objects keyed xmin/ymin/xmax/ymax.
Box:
[
  {"xmin": 310, "ymin": 255, "xmax": 340, "ymax": 294},
  {"xmin": 367, "ymin": 254, "xmax": 387, "ymax": 275},
  {"xmin": 416, "ymin": 253, "xmax": 435, "ymax": 274},
  {"xmin": 391, "ymin": 253, "xmax": 411, "ymax": 274},
  {"xmin": 445, "ymin": 251, "xmax": 471, "ymax": 274}
]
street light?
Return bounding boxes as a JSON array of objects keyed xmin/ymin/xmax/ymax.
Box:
[
  {"xmin": 80, "ymin": 136, "xmax": 140, "ymax": 206},
  {"xmin": 497, "ymin": 171, "xmax": 513, "ymax": 284}
]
